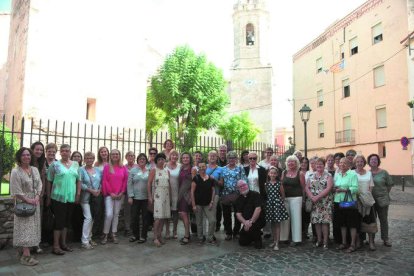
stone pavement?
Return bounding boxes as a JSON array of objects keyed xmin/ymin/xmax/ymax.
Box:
[{"xmin": 0, "ymin": 186, "xmax": 413, "ymax": 276}]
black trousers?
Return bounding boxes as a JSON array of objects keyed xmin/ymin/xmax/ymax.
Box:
[
  {"xmin": 130, "ymin": 199, "xmax": 148, "ymax": 239},
  {"xmin": 222, "ymin": 203, "xmax": 241, "ymax": 236},
  {"xmin": 90, "ymin": 195, "xmax": 104, "ymax": 238},
  {"xmin": 239, "ymin": 220, "xmax": 265, "ymax": 246}
]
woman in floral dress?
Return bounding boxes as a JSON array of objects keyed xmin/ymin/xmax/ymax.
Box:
[
  {"xmin": 11, "ymin": 147, "xmax": 42, "ymax": 266},
  {"xmin": 147, "ymin": 153, "xmax": 171, "ymax": 247},
  {"xmin": 306, "ymin": 158, "xmax": 333, "ymax": 249}
]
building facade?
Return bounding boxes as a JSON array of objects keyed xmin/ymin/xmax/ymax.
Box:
[
  {"xmin": 293, "ymin": 0, "xmax": 414, "ymax": 179},
  {"xmin": 228, "ymin": 0, "xmax": 273, "ymax": 144},
  {"xmin": 2, "ymin": 0, "xmax": 162, "ymax": 129}
]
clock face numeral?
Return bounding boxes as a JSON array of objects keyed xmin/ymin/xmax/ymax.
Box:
[{"xmin": 245, "ymin": 79, "xmax": 256, "ymax": 86}]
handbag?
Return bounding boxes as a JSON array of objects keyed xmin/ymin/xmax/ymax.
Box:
[
  {"xmin": 358, "ymin": 191, "xmax": 375, "ymax": 207},
  {"xmin": 14, "ymin": 168, "xmax": 37, "ymax": 217},
  {"xmin": 220, "ymin": 192, "xmax": 239, "ymax": 206},
  {"xmin": 361, "ymin": 222, "xmax": 378, "ymax": 233},
  {"xmin": 339, "ymin": 190, "xmax": 357, "ymax": 209}
]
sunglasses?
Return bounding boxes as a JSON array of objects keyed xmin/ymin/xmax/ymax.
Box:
[{"xmin": 249, "ymin": 157, "xmax": 257, "ymax": 160}]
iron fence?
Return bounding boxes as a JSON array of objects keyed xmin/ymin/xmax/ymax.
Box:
[{"xmin": 1, "ymin": 114, "xmax": 292, "ymax": 195}]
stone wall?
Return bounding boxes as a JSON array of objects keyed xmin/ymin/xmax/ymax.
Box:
[{"xmin": 0, "ymin": 197, "xmax": 14, "ymax": 250}]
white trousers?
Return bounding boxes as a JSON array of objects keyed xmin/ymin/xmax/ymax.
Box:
[
  {"xmin": 103, "ymin": 196, "xmax": 123, "ymax": 234},
  {"xmin": 280, "ymin": 196, "xmax": 302, "ymax": 242},
  {"xmin": 81, "ymin": 203, "xmax": 93, "ymax": 244}
]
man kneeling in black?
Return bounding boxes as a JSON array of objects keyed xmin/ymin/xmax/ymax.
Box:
[{"xmin": 235, "ymin": 180, "xmax": 265, "ymax": 249}]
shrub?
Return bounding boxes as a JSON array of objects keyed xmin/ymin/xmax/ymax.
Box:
[{"xmin": 0, "ymin": 123, "xmax": 19, "ymax": 178}]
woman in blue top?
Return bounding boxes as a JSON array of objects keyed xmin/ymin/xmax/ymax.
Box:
[
  {"xmin": 219, "ymin": 151, "xmax": 246, "ymax": 241},
  {"xmin": 334, "ymin": 157, "xmax": 359, "ymax": 253},
  {"xmin": 79, "ymin": 152, "xmax": 102, "ymax": 249}
]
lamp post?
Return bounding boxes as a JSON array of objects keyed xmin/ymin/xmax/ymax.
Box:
[{"xmin": 299, "ymin": 104, "xmax": 312, "ymax": 158}]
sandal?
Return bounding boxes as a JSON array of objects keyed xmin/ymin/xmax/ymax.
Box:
[
  {"xmin": 61, "ymin": 245, "xmax": 73, "ymax": 252},
  {"xmin": 129, "ymin": 236, "xmax": 138, "ymax": 242},
  {"xmin": 369, "ymin": 244, "xmax": 377, "ymax": 251},
  {"xmin": 154, "ymin": 239, "xmax": 162, "ymax": 247},
  {"xmin": 173, "ymin": 233, "xmax": 178, "ymax": 239},
  {"xmin": 52, "ymin": 248, "xmax": 65, "ymax": 255},
  {"xmin": 346, "ymin": 245, "xmax": 356, "ymax": 253},
  {"xmin": 383, "ymin": 240, "xmax": 392, "ymax": 247},
  {"xmin": 336, "ymin": 244, "xmax": 347, "ymax": 250},
  {"xmin": 137, "ymin": 238, "xmax": 147, "ymax": 244},
  {"xmin": 180, "ymin": 236, "xmax": 190, "ymax": 245},
  {"xmin": 20, "ymin": 255, "xmax": 39, "ymax": 266}
]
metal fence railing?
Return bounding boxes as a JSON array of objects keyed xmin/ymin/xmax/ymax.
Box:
[{"xmin": 1, "ymin": 114, "xmax": 292, "ymax": 195}]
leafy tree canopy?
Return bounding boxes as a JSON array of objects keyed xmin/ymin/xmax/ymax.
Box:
[
  {"xmin": 216, "ymin": 112, "xmax": 261, "ymax": 149},
  {"xmin": 150, "ymin": 45, "xmax": 229, "ymax": 150},
  {"xmin": 145, "ymin": 88, "xmax": 166, "ymax": 134},
  {"xmin": 0, "ymin": 123, "xmax": 19, "ymax": 178}
]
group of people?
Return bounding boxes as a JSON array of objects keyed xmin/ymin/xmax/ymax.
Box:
[{"xmin": 10, "ymin": 140, "xmax": 393, "ymax": 266}]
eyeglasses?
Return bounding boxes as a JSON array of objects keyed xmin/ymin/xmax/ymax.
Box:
[
  {"xmin": 249, "ymin": 157, "xmax": 257, "ymax": 160},
  {"xmin": 149, "ymin": 152, "xmax": 156, "ymax": 155}
]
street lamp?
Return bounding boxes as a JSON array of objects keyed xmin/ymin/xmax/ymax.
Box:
[{"xmin": 299, "ymin": 104, "xmax": 312, "ymax": 158}]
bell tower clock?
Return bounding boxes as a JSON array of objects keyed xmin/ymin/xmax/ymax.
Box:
[{"xmin": 229, "ymin": 0, "xmax": 273, "ymax": 144}]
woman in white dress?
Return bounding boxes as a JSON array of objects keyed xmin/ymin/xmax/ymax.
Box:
[{"xmin": 165, "ymin": 150, "xmax": 180, "ymax": 239}]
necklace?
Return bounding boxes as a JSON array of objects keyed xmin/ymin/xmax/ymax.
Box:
[
  {"xmin": 21, "ymin": 166, "xmax": 31, "ymax": 177},
  {"xmin": 286, "ymin": 170, "xmax": 296, "ymax": 177}
]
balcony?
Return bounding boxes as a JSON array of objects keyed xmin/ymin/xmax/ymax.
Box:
[{"xmin": 335, "ymin": 129, "xmax": 355, "ymax": 144}]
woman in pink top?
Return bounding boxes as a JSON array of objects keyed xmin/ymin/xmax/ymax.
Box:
[{"xmin": 101, "ymin": 149, "xmax": 128, "ymax": 244}]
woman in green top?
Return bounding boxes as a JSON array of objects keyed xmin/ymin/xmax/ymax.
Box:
[
  {"xmin": 368, "ymin": 153, "xmax": 393, "ymax": 247},
  {"xmin": 47, "ymin": 144, "xmax": 81, "ymax": 255},
  {"xmin": 333, "ymin": 157, "xmax": 359, "ymax": 253}
]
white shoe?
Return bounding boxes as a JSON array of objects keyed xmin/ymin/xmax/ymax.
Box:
[
  {"xmin": 81, "ymin": 243, "xmax": 94, "ymax": 250},
  {"xmin": 268, "ymin": 242, "xmax": 275, "ymax": 248},
  {"xmin": 273, "ymin": 244, "xmax": 279, "ymax": 251}
]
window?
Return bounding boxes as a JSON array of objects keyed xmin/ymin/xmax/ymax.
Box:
[
  {"xmin": 374, "ymin": 65, "xmax": 385, "ymax": 87},
  {"xmin": 343, "ymin": 115, "xmax": 352, "ymax": 142},
  {"xmin": 86, "ymin": 98, "xmax": 96, "ymax": 121},
  {"xmin": 317, "ymin": 90, "xmax": 323, "ymax": 107},
  {"xmin": 318, "ymin": 121, "xmax": 324, "ymax": 138},
  {"xmin": 350, "ymin": 37, "xmax": 358, "ymax": 56},
  {"xmin": 376, "ymin": 107, "xmax": 387, "ymax": 128},
  {"xmin": 316, "ymin": 57, "xmax": 323, "ymax": 74},
  {"xmin": 372, "ymin": 23, "xmax": 383, "ymax": 44},
  {"xmin": 378, "ymin": 142, "xmax": 386, "ymax": 158},
  {"xmin": 342, "ymin": 79, "xmax": 350, "ymax": 98},
  {"xmin": 340, "ymin": 44, "xmax": 344, "ymax": 60},
  {"xmin": 246, "ymin": 23, "xmax": 255, "ymax": 46}
]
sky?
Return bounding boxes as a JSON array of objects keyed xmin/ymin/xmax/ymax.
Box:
[
  {"xmin": 0, "ymin": 0, "xmax": 367, "ymax": 129},
  {"xmin": 139, "ymin": 0, "xmax": 367, "ymax": 129}
]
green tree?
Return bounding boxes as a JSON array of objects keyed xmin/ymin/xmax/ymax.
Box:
[
  {"xmin": 216, "ymin": 112, "xmax": 261, "ymax": 149},
  {"xmin": 0, "ymin": 123, "xmax": 19, "ymax": 178},
  {"xmin": 150, "ymin": 45, "xmax": 229, "ymax": 151},
  {"xmin": 145, "ymin": 88, "xmax": 166, "ymax": 135}
]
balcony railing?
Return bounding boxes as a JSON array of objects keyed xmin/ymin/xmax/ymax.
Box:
[{"xmin": 335, "ymin": 129, "xmax": 355, "ymax": 144}]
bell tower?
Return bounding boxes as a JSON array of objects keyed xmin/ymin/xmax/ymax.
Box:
[{"xmin": 229, "ymin": 0, "xmax": 273, "ymax": 144}]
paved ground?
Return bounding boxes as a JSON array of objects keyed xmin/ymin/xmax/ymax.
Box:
[{"xmin": 0, "ymin": 186, "xmax": 413, "ymax": 276}]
